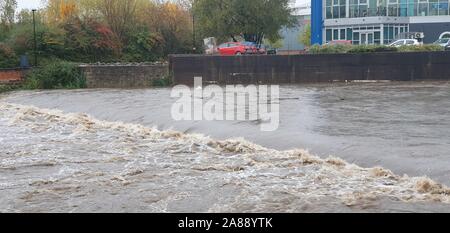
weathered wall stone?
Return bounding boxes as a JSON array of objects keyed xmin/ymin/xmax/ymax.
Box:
[
  {"xmin": 79, "ymin": 64, "xmax": 168, "ymax": 89},
  {"xmin": 169, "ymin": 52, "xmax": 450, "ymax": 85}
]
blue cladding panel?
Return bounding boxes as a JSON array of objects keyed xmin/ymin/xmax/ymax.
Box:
[{"xmin": 311, "ymin": 0, "xmax": 323, "ymax": 45}]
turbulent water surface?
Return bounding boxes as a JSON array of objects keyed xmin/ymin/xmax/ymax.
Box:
[{"xmin": 1, "ymin": 82, "xmax": 450, "ymax": 212}]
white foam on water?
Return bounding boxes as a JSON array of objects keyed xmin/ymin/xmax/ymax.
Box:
[{"xmin": 0, "ymin": 102, "xmax": 449, "ymax": 212}]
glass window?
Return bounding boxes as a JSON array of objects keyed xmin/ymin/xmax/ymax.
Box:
[
  {"xmin": 419, "ymin": 1, "xmax": 429, "ymax": 16},
  {"xmin": 400, "ymin": 2, "xmax": 408, "ymax": 16},
  {"xmin": 368, "ymin": 34, "xmax": 374, "ymax": 44},
  {"xmin": 333, "ymin": 6, "xmax": 340, "ymax": 18},
  {"xmin": 374, "ymin": 31, "xmax": 381, "ymax": 44},
  {"xmin": 374, "ymin": 31, "xmax": 381, "ymax": 40},
  {"xmin": 333, "ymin": 29, "xmax": 339, "ymax": 40},
  {"xmin": 388, "ymin": 0, "xmax": 399, "ymax": 16},
  {"xmin": 384, "ymin": 26, "xmax": 389, "ymax": 41},
  {"xmin": 360, "ymin": 5, "xmax": 369, "ymax": 16},
  {"xmin": 430, "ymin": 0, "xmax": 440, "ymax": 16},
  {"xmin": 326, "ymin": 7, "xmax": 333, "ymax": 19},
  {"xmin": 340, "ymin": 29, "xmax": 346, "ymax": 40},
  {"xmin": 368, "ymin": 0, "xmax": 378, "ymax": 16},
  {"xmin": 347, "ymin": 28, "xmax": 353, "ymax": 40},
  {"xmin": 389, "ymin": 26, "xmax": 394, "ymax": 41},
  {"xmin": 326, "ymin": 29, "xmax": 332, "ymax": 42},
  {"xmin": 350, "ymin": 4, "xmax": 359, "ymax": 17},
  {"xmin": 340, "ymin": 5, "xmax": 346, "ymax": 18},
  {"xmin": 438, "ymin": 0, "xmax": 449, "ymax": 15}
]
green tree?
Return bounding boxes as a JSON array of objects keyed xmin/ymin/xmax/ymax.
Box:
[
  {"xmin": 193, "ymin": 0, "xmax": 295, "ymax": 46},
  {"xmin": 298, "ymin": 24, "xmax": 311, "ymax": 47},
  {"xmin": 0, "ymin": 42, "xmax": 18, "ymax": 68},
  {"xmin": 0, "ymin": 0, "xmax": 17, "ymax": 30},
  {"xmin": 263, "ymin": 38, "xmax": 283, "ymax": 49}
]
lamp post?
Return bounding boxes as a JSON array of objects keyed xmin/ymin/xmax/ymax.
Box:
[
  {"xmin": 192, "ymin": 1, "xmax": 196, "ymax": 53},
  {"xmin": 32, "ymin": 9, "xmax": 37, "ymax": 66}
]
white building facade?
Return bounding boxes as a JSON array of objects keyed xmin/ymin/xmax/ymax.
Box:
[{"xmin": 323, "ymin": 0, "xmax": 450, "ymax": 44}]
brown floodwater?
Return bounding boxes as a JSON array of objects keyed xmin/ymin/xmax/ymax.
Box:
[{"xmin": 1, "ymin": 82, "xmax": 450, "ymax": 212}]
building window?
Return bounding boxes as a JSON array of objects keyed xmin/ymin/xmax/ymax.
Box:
[
  {"xmin": 353, "ymin": 32, "xmax": 360, "ymax": 44},
  {"xmin": 333, "ymin": 29, "xmax": 339, "ymax": 40},
  {"xmin": 327, "ymin": 0, "xmax": 450, "ymax": 19},
  {"xmin": 340, "ymin": 29, "xmax": 346, "ymax": 40},
  {"xmin": 347, "ymin": 28, "xmax": 353, "ymax": 41},
  {"xmin": 430, "ymin": 0, "xmax": 440, "ymax": 16},
  {"xmin": 326, "ymin": 29, "xmax": 332, "ymax": 42},
  {"xmin": 374, "ymin": 31, "xmax": 381, "ymax": 44},
  {"xmin": 418, "ymin": 0, "xmax": 429, "ymax": 16},
  {"xmin": 399, "ymin": 0, "xmax": 408, "ymax": 16},
  {"xmin": 439, "ymin": 0, "xmax": 449, "ymax": 15},
  {"xmin": 326, "ymin": 0, "xmax": 347, "ymax": 19},
  {"xmin": 388, "ymin": 0, "xmax": 399, "ymax": 16}
]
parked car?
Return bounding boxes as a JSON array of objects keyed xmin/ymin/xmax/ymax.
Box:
[
  {"xmin": 241, "ymin": 42, "xmax": 260, "ymax": 54},
  {"xmin": 433, "ymin": 38, "xmax": 450, "ymax": 50},
  {"xmin": 218, "ymin": 42, "xmax": 247, "ymax": 55},
  {"xmin": 260, "ymin": 44, "xmax": 277, "ymax": 55},
  {"xmin": 218, "ymin": 41, "xmax": 263, "ymax": 55},
  {"xmin": 388, "ymin": 39, "xmax": 421, "ymax": 47}
]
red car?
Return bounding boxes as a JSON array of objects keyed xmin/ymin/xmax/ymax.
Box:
[{"xmin": 218, "ymin": 42, "xmax": 250, "ymax": 56}]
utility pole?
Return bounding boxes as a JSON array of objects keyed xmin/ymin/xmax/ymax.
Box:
[{"xmin": 32, "ymin": 9, "xmax": 38, "ymax": 66}]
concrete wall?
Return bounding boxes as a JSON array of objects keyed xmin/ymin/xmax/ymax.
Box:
[
  {"xmin": 169, "ymin": 52, "xmax": 450, "ymax": 85},
  {"xmin": 79, "ymin": 64, "xmax": 168, "ymax": 89},
  {"xmin": 0, "ymin": 68, "xmax": 27, "ymax": 85}
]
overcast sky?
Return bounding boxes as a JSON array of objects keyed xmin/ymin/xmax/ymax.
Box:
[
  {"xmin": 17, "ymin": 0, "xmax": 42, "ymax": 10},
  {"xmin": 17, "ymin": 0, "xmax": 310, "ymax": 11}
]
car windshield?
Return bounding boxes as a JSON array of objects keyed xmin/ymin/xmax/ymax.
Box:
[
  {"xmin": 435, "ymin": 38, "xmax": 450, "ymax": 44},
  {"xmin": 390, "ymin": 40, "xmax": 404, "ymax": 46},
  {"xmin": 242, "ymin": 42, "xmax": 256, "ymax": 47}
]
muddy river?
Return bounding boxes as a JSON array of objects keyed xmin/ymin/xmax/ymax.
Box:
[{"xmin": 1, "ymin": 82, "xmax": 450, "ymax": 212}]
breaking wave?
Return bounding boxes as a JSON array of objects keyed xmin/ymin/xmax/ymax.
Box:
[{"xmin": 0, "ymin": 102, "xmax": 449, "ymax": 212}]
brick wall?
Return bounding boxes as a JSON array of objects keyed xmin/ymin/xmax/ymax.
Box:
[
  {"xmin": 0, "ymin": 69, "xmax": 24, "ymax": 84},
  {"xmin": 79, "ymin": 64, "xmax": 169, "ymax": 89}
]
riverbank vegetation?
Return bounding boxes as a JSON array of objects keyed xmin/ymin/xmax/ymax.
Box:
[
  {"xmin": 0, "ymin": 0, "xmax": 294, "ymax": 69},
  {"xmin": 0, "ymin": 62, "xmax": 85, "ymax": 93},
  {"xmin": 0, "ymin": 0, "xmax": 196, "ymax": 68},
  {"xmin": 23, "ymin": 61, "xmax": 86, "ymax": 89},
  {"xmin": 0, "ymin": 84, "xmax": 16, "ymax": 93}
]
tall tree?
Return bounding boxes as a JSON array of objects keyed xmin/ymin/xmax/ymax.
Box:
[
  {"xmin": 193, "ymin": 0, "xmax": 295, "ymax": 46},
  {"xmin": 0, "ymin": 0, "xmax": 17, "ymax": 29},
  {"xmin": 99, "ymin": 0, "xmax": 138, "ymax": 43}
]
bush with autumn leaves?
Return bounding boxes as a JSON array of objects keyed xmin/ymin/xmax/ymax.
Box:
[{"xmin": 0, "ymin": 0, "xmax": 195, "ymax": 68}]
